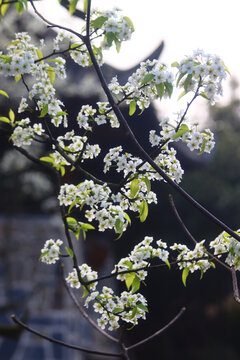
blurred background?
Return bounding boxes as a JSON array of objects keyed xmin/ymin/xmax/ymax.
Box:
[{"xmin": 1, "ymin": 1, "xmax": 240, "ymax": 359}]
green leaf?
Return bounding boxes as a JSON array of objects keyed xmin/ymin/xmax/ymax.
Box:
[
  {"xmin": 210, "ymin": 261, "xmax": 216, "ymax": 269},
  {"xmin": 66, "ymin": 217, "xmax": 78, "ymax": 227},
  {"xmin": 83, "ymin": 0, "xmax": 88, "ymax": 13},
  {"xmin": 129, "ymin": 178, "xmax": 139, "ymax": 199},
  {"xmin": 112, "ymin": 307, "xmax": 124, "ymax": 314},
  {"xmin": 165, "ymin": 259, "xmax": 171, "ymax": 270},
  {"xmin": 0, "ymin": 3, "xmax": 10, "ymax": 16},
  {"xmin": 0, "ymin": 90, "xmax": 9, "ymax": 98},
  {"xmin": 222, "ymin": 60, "xmax": 231, "ymax": 75},
  {"xmin": 131, "ymin": 276, "xmax": 141, "ymax": 293},
  {"xmin": 80, "ymin": 223, "xmax": 95, "ymax": 231},
  {"xmin": 172, "ymin": 124, "xmax": 189, "ymax": 140},
  {"xmin": 171, "ymin": 61, "xmax": 179, "ymax": 68},
  {"xmin": 91, "ymin": 16, "xmax": 108, "ymax": 29},
  {"xmin": 141, "ymin": 73, "xmax": 154, "ymax": 85},
  {"xmin": 124, "ymin": 212, "xmax": 131, "ymax": 226},
  {"xmin": 60, "ymin": 165, "xmax": 65, "ymax": 177},
  {"xmin": 9, "ymin": 109, "xmax": 15, "ymax": 122},
  {"xmin": 129, "ymin": 100, "xmax": 136, "ymax": 116},
  {"xmin": 183, "ymin": 74, "xmax": 193, "ymax": 92},
  {"xmin": 47, "ymin": 66, "xmax": 55, "ymax": 84},
  {"xmin": 39, "ymin": 250, "xmax": 49, "ymax": 259},
  {"xmin": 200, "ymin": 92, "xmax": 209, "ymax": 100},
  {"xmin": 182, "ymin": 267, "xmax": 189, "ymax": 287},
  {"xmin": 82, "ymin": 286, "xmax": 89, "ymax": 298},
  {"xmin": 123, "ymin": 16, "xmax": 135, "ymax": 31},
  {"xmin": 15, "ymin": 1, "xmax": 24, "ymax": 14},
  {"xmin": 136, "ymin": 303, "xmax": 149, "ymax": 312},
  {"xmin": 165, "ymin": 82, "xmax": 173, "ymax": 97},
  {"xmin": 125, "ymin": 272, "xmax": 136, "ymax": 290},
  {"xmin": 14, "ymin": 74, "xmax": 21, "ymax": 82},
  {"xmin": 39, "ymin": 103, "xmax": 48, "ymax": 118},
  {"xmin": 176, "ymin": 71, "xmax": 187, "ymax": 87},
  {"xmin": 142, "ymin": 176, "xmax": 151, "ymax": 193},
  {"xmin": 40, "ymin": 156, "xmax": 54, "ymax": 164},
  {"xmin": 65, "ymin": 246, "xmax": 74, "ymax": 258},
  {"xmin": 197, "ymin": 137, "xmax": 207, "ymax": 155},
  {"xmin": 36, "ymin": 48, "xmax": 43, "ymax": 63},
  {"xmin": 69, "ymin": 0, "xmax": 78, "ymax": 15},
  {"xmin": 177, "ymin": 90, "xmax": 187, "ymax": 100},
  {"xmin": 139, "ymin": 200, "xmax": 148, "ymax": 222},
  {"xmin": 0, "ymin": 116, "xmax": 10, "ymax": 124},
  {"xmin": 156, "ymin": 83, "xmax": 165, "ymax": 99}
]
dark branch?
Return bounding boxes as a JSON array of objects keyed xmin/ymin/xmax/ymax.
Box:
[{"xmin": 11, "ymin": 315, "xmax": 122, "ymax": 358}]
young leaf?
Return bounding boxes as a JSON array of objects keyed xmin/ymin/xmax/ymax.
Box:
[
  {"xmin": 172, "ymin": 124, "xmax": 189, "ymax": 140},
  {"xmin": 69, "ymin": 0, "xmax": 78, "ymax": 15},
  {"xmin": 171, "ymin": 61, "xmax": 179, "ymax": 68},
  {"xmin": 0, "ymin": 90, "xmax": 9, "ymax": 98},
  {"xmin": 65, "ymin": 246, "xmax": 74, "ymax": 258},
  {"xmin": 83, "ymin": 0, "xmax": 88, "ymax": 13},
  {"xmin": 165, "ymin": 259, "xmax": 171, "ymax": 270},
  {"xmin": 0, "ymin": 3, "xmax": 10, "ymax": 16},
  {"xmin": 141, "ymin": 73, "xmax": 155, "ymax": 85},
  {"xmin": 183, "ymin": 74, "xmax": 193, "ymax": 92},
  {"xmin": 66, "ymin": 217, "xmax": 78, "ymax": 227},
  {"xmin": 91, "ymin": 16, "xmax": 108, "ymax": 30},
  {"xmin": 14, "ymin": 74, "xmax": 21, "ymax": 82},
  {"xmin": 142, "ymin": 176, "xmax": 151, "ymax": 193},
  {"xmin": 39, "ymin": 103, "xmax": 48, "ymax": 118},
  {"xmin": 156, "ymin": 83, "xmax": 165, "ymax": 99},
  {"xmin": 165, "ymin": 81, "xmax": 173, "ymax": 97},
  {"xmin": 182, "ymin": 267, "xmax": 189, "ymax": 287},
  {"xmin": 125, "ymin": 272, "xmax": 136, "ymax": 290},
  {"xmin": 129, "ymin": 100, "xmax": 136, "ymax": 116},
  {"xmin": 9, "ymin": 109, "xmax": 15, "ymax": 122},
  {"xmin": 123, "ymin": 16, "xmax": 135, "ymax": 31},
  {"xmin": 177, "ymin": 90, "xmax": 187, "ymax": 100},
  {"xmin": 40, "ymin": 156, "xmax": 54, "ymax": 164},
  {"xmin": 137, "ymin": 303, "xmax": 149, "ymax": 312},
  {"xmin": 47, "ymin": 66, "xmax": 55, "ymax": 84},
  {"xmin": 130, "ymin": 178, "xmax": 139, "ymax": 199},
  {"xmin": 82, "ymin": 286, "xmax": 89, "ymax": 298},
  {"xmin": 131, "ymin": 276, "xmax": 141, "ymax": 293},
  {"xmin": 0, "ymin": 116, "xmax": 10, "ymax": 124},
  {"xmin": 139, "ymin": 200, "xmax": 148, "ymax": 222}
]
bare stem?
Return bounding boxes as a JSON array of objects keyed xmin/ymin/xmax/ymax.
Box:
[
  {"xmin": 11, "ymin": 315, "xmax": 122, "ymax": 358},
  {"xmin": 169, "ymin": 194, "xmax": 231, "ymax": 271},
  {"xmin": 231, "ymin": 268, "xmax": 240, "ymax": 303},
  {"xmin": 126, "ymin": 307, "xmax": 186, "ymax": 351}
]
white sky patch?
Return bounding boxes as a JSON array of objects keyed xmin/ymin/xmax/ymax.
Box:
[{"xmin": 29, "ymin": 0, "xmax": 240, "ymax": 121}]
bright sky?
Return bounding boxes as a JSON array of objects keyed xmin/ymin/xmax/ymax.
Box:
[{"xmin": 30, "ymin": 0, "xmax": 240, "ymax": 119}]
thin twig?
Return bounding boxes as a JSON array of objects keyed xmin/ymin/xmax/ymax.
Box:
[
  {"xmin": 11, "ymin": 315, "xmax": 122, "ymax": 358},
  {"xmin": 231, "ymin": 267, "xmax": 240, "ymax": 303},
  {"xmin": 126, "ymin": 307, "xmax": 186, "ymax": 351},
  {"xmin": 168, "ymin": 194, "xmax": 231, "ymax": 271}
]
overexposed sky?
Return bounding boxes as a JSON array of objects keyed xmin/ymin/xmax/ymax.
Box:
[{"xmin": 30, "ymin": 0, "xmax": 240, "ymax": 118}]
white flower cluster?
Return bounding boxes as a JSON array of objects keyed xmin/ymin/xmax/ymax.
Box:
[
  {"xmin": 210, "ymin": 230, "xmax": 240, "ymax": 270},
  {"xmin": 176, "ymin": 49, "xmax": 228, "ymax": 105},
  {"xmin": 40, "ymin": 239, "xmax": 63, "ymax": 264},
  {"xmin": 149, "ymin": 113, "xmax": 215, "ymax": 154},
  {"xmin": 109, "ymin": 60, "xmax": 174, "ymax": 111},
  {"xmin": 11, "ymin": 118, "xmax": 45, "ymax": 147},
  {"xmin": 0, "ymin": 32, "xmax": 67, "ymax": 128},
  {"xmin": 113, "ymin": 236, "xmax": 169, "ymax": 283},
  {"xmin": 170, "ymin": 240, "xmax": 211, "ymax": 274},
  {"xmin": 91, "ymin": 7, "xmax": 135, "ymax": 48},
  {"xmin": 65, "ymin": 263, "xmax": 98, "ymax": 290},
  {"xmin": 77, "ymin": 103, "xmax": 120, "ymax": 130},
  {"xmin": 53, "ymin": 130, "xmax": 100, "ymax": 165},
  {"xmin": 58, "ymin": 181, "xmax": 130, "ymax": 233},
  {"xmin": 85, "ymin": 286, "xmax": 148, "ymax": 330}
]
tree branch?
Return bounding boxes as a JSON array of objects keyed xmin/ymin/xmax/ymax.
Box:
[{"xmin": 11, "ymin": 314, "xmax": 122, "ymax": 358}]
